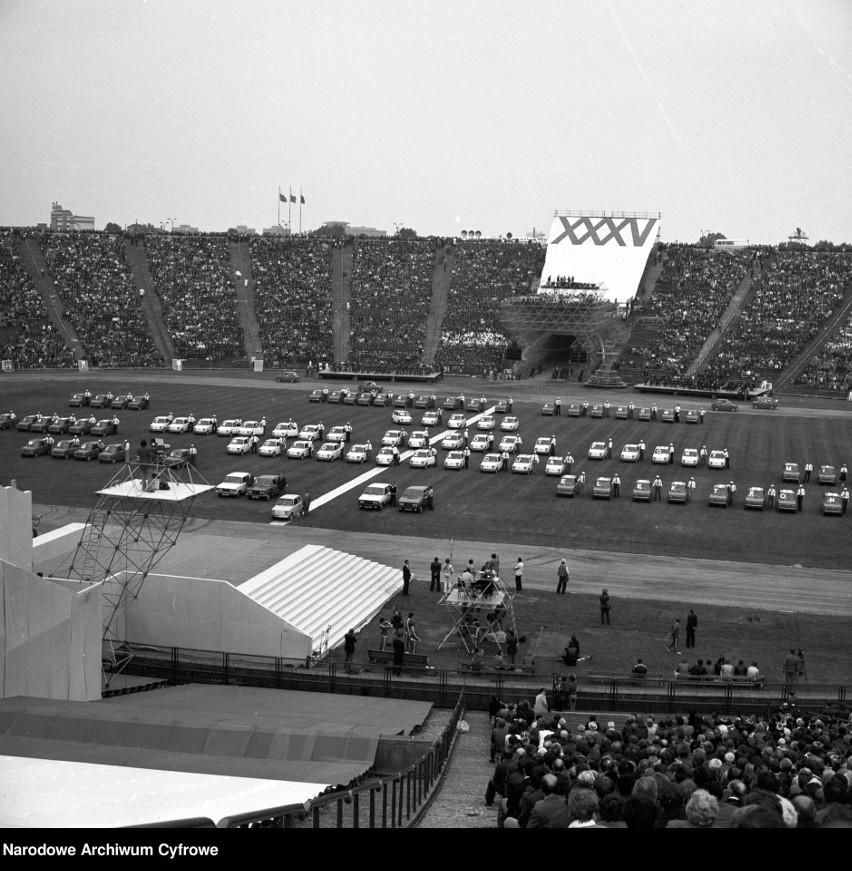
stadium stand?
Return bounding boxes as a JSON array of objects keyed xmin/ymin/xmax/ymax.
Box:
[
  {"xmin": 0, "ymin": 230, "xmax": 75, "ymax": 369},
  {"xmin": 796, "ymin": 311, "xmax": 852, "ymax": 392},
  {"xmin": 344, "ymin": 239, "xmax": 435, "ymax": 373},
  {"xmin": 250, "ymin": 236, "xmax": 335, "ymax": 367},
  {"xmin": 708, "ymin": 250, "xmax": 852, "ymax": 383},
  {"xmin": 41, "ymin": 232, "xmax": 159, "ymax": 367},
  {"xmin": 145, "ymin": 233, "xmax": 245, "ymax": 362},
  {"xmin": 436, "ymin": 241, "xmax": 546, "ymax": 376}
]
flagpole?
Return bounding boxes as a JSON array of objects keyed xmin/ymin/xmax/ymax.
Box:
[
  {"xmin": 299, "ymin": 186, "xmax": 303, "ymax": 234},
  {"xmin": 288, "ymin": 187, "xmax": 292, "ymax": 234},
  {"xmin": 278, "ymin": 186, "xmax": 280, "ymax": 229}
]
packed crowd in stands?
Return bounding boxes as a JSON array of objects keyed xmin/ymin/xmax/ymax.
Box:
[
  {"xmin": 485, "ymin": 695, "xmax": 852, "ymax": 828},
  {"xmin": 42, "ymin": 232, "xmax": 159, "ymax": 367},
  {"xmin": 436, "ymin": 241, "xmax": 545, "ymax": 375},
  {"xmin": 708, "ymin": 250, "xmax": 852, "ymax": 383},
  {"xmin": 146, "ymin": 234, "xmax": 244, "ymax": 360},
  {"xmin": 250, "ymin": 236, "xmax": 335, "ymax": 367},
  {"xmin": 796, "ymin": 312, "xmax": 852, "ymax": 392},
  {"xmin": 641, "ymin": 246, "xmax": 755, "ymax": 379},
  {"xmin": 346, "ymin": 239, "xmax": 435, "ymax": 372},
  {"xmin": 0, "ymin": 230, "xmax": 75, "ymax": 369}
]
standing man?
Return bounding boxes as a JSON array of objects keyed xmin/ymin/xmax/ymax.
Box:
[
  {"xmin": 599, "ymin": 589, "xmax": 611, "ymax": 625},
  {"xmin": 782, "ymin": 649, "xmax": 799, "ymax": 691},
  {"xmin": 687, "ymin": 476, "xmax": 696, "ymax": 501},
  {"xmin": 343, "ymin": 628, "xmax": 357, "ymax": 672},
  {"xmin": 638, "ymin": 439, "xmax": 645, "ymax": 461},
  {"xmin": 612, "ymin": 473, "xmax": 621, "ymax": 498},
  {"xmin": 389, "ymin": 483, "xmax": 397, "ymax": 508},
  {"xmin": 840, "ymin": 463, "xmax": 848, "ymax": 484},
  {"xmin": 391, "ymin": 630, "xmax": 406, "ymax": 675},
  {"xmin": 666, "ymin": 618, "xmax": 682, "ymax": 654},
  {"xmin": 303, "ymin": 491, "xmax": 311, "ymax": 515},
  {"xmin": 699, "ymin": 445, "xmax": 708, "ymax": 467},
  {"xmin": 430, "ymin": 556, "xmax": 442, "ymax": 592},
  {"xmin": 442, "ymin": 557, "xmax": 454, "ymax": 592},
  {"xmin": 804, "ymin": 462, "xmax": 812, "ymax": 483},
  {"xmin": 250, "ymin": 434, "xmax": 259, "ymax": 454},
  {"xmin": 463, "ymin": 446, "xmax": 471, "ymax": 469},
  {"xmin": 555, "ymin": 397, "xmax": 562, "ymax": 416},
  {"xmin": 685, "ymin": 609, "xmax": 698, "ymax": 648},
  {"xmin": 652, "ymin": 475, "xmax": 663, "ymax": 501},
  {"xmin": 724, "ymin": 448, "xmax": 730, "ymax": 469},
  {"xmin": 136, "ymin": 439, "xmax": 154, "ymax": 488},
  {"xmin": 489, "ymin": 552, "xmax": 501, "ymax": 577},
  {"xmin": 841, "ymin": 486, "xmax": 849, "ymax": 514},
  {"xmin": 401, "ymin": 560, "xmax": 412, "ymax": 596},
  {"xmin": 699, "ymin": 406, "xmax": 705, "ymax": 424},
  {"xmin": 796, "ymin": 483, "xmax": 806, "ymax": 512},
  {"xmin": 607, "ymin": 437, "xmax": 613, "ymax": 459},
  {"xmin": 556, "ymin": 559, "xmax": 569, "ymax": 594},
  {"xmin": 514, "ymin": 557, "xmax": 524, "ymax": 592},
  {"xmin": 766, "ymin": 483, "xmax": 776, "ymax": 509},
  {"xmin": 463, "ymin": 428, "xmax": 470, "ymax": 447},
  {"xmin": 405, "ymin": 613, "xmax": 421, "ymax": 654}
]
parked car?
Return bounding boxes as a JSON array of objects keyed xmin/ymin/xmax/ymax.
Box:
[
  {"xmin": 69, "ymin": 418, "xmax": 94, "ymax": 436},
  {"xmin": 227, "ymin": 436, "xmax": 253, "ymax": 455},
  {"xmin": 258, "ymin": 438, "xmax": 285, "ymax": 457},
  {"xmin": 744, "ymin": 487, "xmax": 766, "ymax": 510},
  {"xmin": 479, "ymin": 453, "xmax": 503, "ymax": 473},
  {"xmin": 708, "ymin": 450, "xmax": 728, "ymax": 469},
  {"xmin": 74, "ymin": 440, "xmax": 104, "ymax": 461},
  {"xmin": 272, "ymin": 420, "xmax": 299, "ymax": 438},
  {"xmin": 652, "ymin": 445, "xmax": 671, "ymax": 464},
  {"xmin": 47, "ymin": 416, "xmax": 75, "ymax": 435},
  {"xmin": 216, "ymin": 472, "xmax": 254, "ymax": 497},
  {"xmin": 299, "ymin": 424, "xmax": 324, "ymax": 442},
  {"xmin": 91, "ymin": 419, "xmax": 118, "ymax": 437},
  {"xmin": 588, "ymin": 441, "xmax": 608, "ymax": 460},
  {"xmin": 21, "ymin": 437, "xmax": 53, "ymax": 457},
  {"xmin": 69, "ymin": 393, "xmax": 90, "ymax": 408},
  {"xmin": 16, "ymin": 413, "xmax": 42, "ymax": 432},
  {"xmin": 752, "ymin": 396, "xmax": 779, "ymax": 409},
  {"xmin": 98, "ymin": 443, "xmax": 127, "ymax": 463},
  {"xmin": 511, "ymin": 454, "xmax": 535, "ymax": 474},
  {"xmin": 477, "ymin": 415, "xmax": 496, "ymax": 431},
  {"xmin": 822, "ymin": 492, "xmax": 843, "ymax": 516},
  {"xmin": 398, "ymin": 485, "xmax": 434, "ymax": 512},
  {"xmin": 421, "ymin": 410, "xmax": 442, "ymax": 427},
  {"xmin": 315, "ymin": 441, "xmax": 343, "ymax": 461},
  {"xmin": 51, "ymin": 439, "xmax": 77, "ymax": 459},
  {"xmin": 382, "ymin": 429, "xmax": 406, "ymax": 447},
  {"xmin": 500, "ymin": 415, "xmax": 520, "ymax": 432},
  {"xmin": 247, "ymin": 474, "xmax": 286, "ymax": 500},
  {"xmin": 545, "ymin": 456, "xmax": 566, "ymax": 476},
  {"xmin": 632, "ymin": 479, "xmax": 652, "ymax": 501},
  {"xmin": 441, "ymin": 431, "xmax": 464, "ymax": 450},
  {"xmin": 359, "ymin": 483, "xmax": 393, "ymax": 510},
  {"xmin": 193, "ymin": 417, "xmax": 218, "ymax": 435},
  {"xmin": 167, "ymin": 416, "xmax": 194, "ymax": 434},
  {"xmin": 407, "ymin": 430, "xmax": 429, "ymax": 449},
  {"xmin": 708, "ymin": 483, "xmax": 732, "ymax": 506},
  {"xmin": 443, "ymin": 450, "xmax": 465, "ymax": 470},
  {"xmin": 782, "ymin": 462, "xmax": 800, "ymax": 483},
  {"xmin": 163, "ymin": 448, "xmax": 193, "ymax": 469},
  {"xmin": 776, "ymin": 490, "xmax": 797, "ymax": 512},
  {"xmin": 638, "ymin": 407, "xmax": 652, "ymax": 421},
  {"xmin": 127, "ymin": 394, "xmax": 150, "ymax": 410},
  {"xmin": 620, "ymin": 443, "xmax": 641, "ymax": 462},
  {"xmin": 711, "ymin": 398, "xmax": 738, "ymax": 412},
  {"xmin": 667, "ymin": 481, "xmax": 688, "ymax": 504},
  {"xmin": 375, "ymin": 446, "xmax": 395, "ymax": 466},
  {"xmin": 326, "ymin": 425, "xmax": 348, "ymax": 443},
  {"xmin": 309, "ymin": 389, "xmax": 327, "ymax": 403},
  {"xmin": 149, "ymin": 415, "xmax": 172, "ymax": 433},
  {"xmin": 470, "ymin": 433, "xmax": 493, "ymax": 452},
  {"xmin": 447, "ymin": 413, "xmax": 467, "ymax": 429},
  {"xmin": 818, "ymin": 465, "xmax": 836, "ymax": 485},
  {"xmin": 346, "ymin": 443, "xmax": 370, "ymax": 463},
  {"xmin": 392, "ymin": 408, "xmax": 413, "ymax": 425},
  {"xmin": 534, "ymin": 437, "xmax": 554, "ymax": 455},
  {"xmin": 238, "ymin": 420, "xmax": 265, "ymax": 437},
  {"xmin": 287, "ymin": 440, "xmax": 314, "ymax": 460},
  {"xmin": 681, "ymin": 448, "xmax": 699, "ymax": 467},
  {"xmin": 276, "ymin": 370, "xmax": 300, "ymax": 382},
  {"xmin": 541, "ymin": 402, "xmax": 555, "ymax": 416},
  {"xmin": 685, "ymin": 409, "xmax": 700, "ymax": 424},
  {"xmin": 557, "ymin": 474, "xmax": 582, "ymax": 497},
  {"xmin": 89, "ymin": 393, "xmax": 114, "ymax": 409},
  {"xmin": 409, "ymin": 448, "xmax": 437, "ymax": 469},
  {"xmin": 217, "ymin": 419, "xmax": 243, "ymax": 436},
  {"xmin": 593, "ymin": 476, "xmax": 614, "ymax": 499},
  {"xmin": 661, "ymin": 408, "xmax": 676, "ymax": 423},
  {"xmin": 498, "ymin": 435, "xmax": 522, "ymax": 453},
  {"xmin": 271, "ymin": 493, "xmax": 305, "ymax": 520}
]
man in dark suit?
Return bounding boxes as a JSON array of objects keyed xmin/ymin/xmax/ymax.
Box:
[{"xmin": 526, "ymin": 774, "xmax": 566, "ymax": 828}]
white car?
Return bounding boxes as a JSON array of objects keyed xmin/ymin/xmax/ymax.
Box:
[
  {"xmin": 287, "ymin": 440, "xmax": 314, "ymax": 459},
  {"xmin": 534, "ymin": 437, "xmax": 554, "ymax": 455},
  {"xmin": 299, "ymin": 424, "xmax": 323, "ymax": 441},
  {"xmin": 545, "ymin": 456, "xmax": 566, "ymax": 476},
  {"xmin": 444, "ymin": 450, "xmax": 465, "ymax": 470},
  {"xmin": 227, "ymin": 436, "xmax": 252, "ymax": 455},
  {"xmin": 259, "ymin": 438, "xmax": 284, "ymax": 457},
  {"xmin": 375, "ymin": 446, "xmax": 396, "ymax": 466},
  {"xmin": 709, "ymin": 450, "xmax": 727, "ymax": 469},
  {"xmin": 382, "ymin": 429, "xmax": 406, "ymax": 447},
  {"xmin": 346, "ymin": 443, "xmax": 370, "ymax": 463},
  {"xmin": 512, "ymin": 454, "xmax": 535, "ymax": 474},
  {"xmin": 499, "ymin": 434, "xmax": 522, "ymax": 453},
  {"xmin": 392, "ymin": 408, "xmax": 412, "ymax": 425},
  {"xmin": 470, "ymin": 433, "xmax": 493, "ymax": 452},
  {"xmin": 271, "ymin": 493, "xmax": 304, "ymax": 520},
  {"xmin": 316, "ymin": 441, "xmax": 343, "ymax": 461},
  {"xmin": 441, "ymin": 431, "xmax": 464, "ymax": 450},
  {"xmin": 193, "ymin": 417, "xmax": 218, "ymax": 435},
  {"xmin": 216, "ymin": 471, "xmax": 254, "ymax": 497},
  {"xmin": 217, "ymin": 419, "xmax": 243, "ymax": 437},
  {"xmin": 681, "ymin": 448, "xmax": 699, "ymax": 467},
  {"xmin": 408, "ymin": 430, "xmax": 429, "ymax": 449},
  {"xmin": 477, "ymin": 415, "xmax": 496, "ymax": 431},
  {"xmin": 588, "ymin": 441, "xmax": 608, "ymax": 460},
  {"xmin": 272, "ymin": 420, "xmax": 299, "ymax": 438},
  {"xmin": 238, "ymin": 420, "xmax": 264, "ymax": 437},
  {"xmin": 480, "ymin": 453, "xmax": 503, "ymax": 473},
  {"xmin": 167, "ymin": 416, "xmax": 193, "ymax": 434},
  {"xmin": 327, "ymin": 425, "xmax": 348, "ymax": 443},
  {"xmin": 421, "ymin": 410, "xmax": 441, "ymax": 426},
  {"xmin": 447, "ymin": 413, "xmax": 467, "ymax": 429},
  {"xmin": 620, "ymin": 444, "xmax": 641, "ymax": 462},
  {"xmin": 358, "ymin": 483, "xmax": 392, "ymax": 510},
  {"xmin": 500, "ymin": 416, "xmax": 520, "ymax": 432},
  {"xmin": 409, "ymin": 448, "xmax": 437, "ymax": 468},
  {"xmin": 652, "ymin": 445, "xmax": 671, "ymax": 464},
  {"xmin": 149, "ymin": 416, "xmax": 171, "ymax": 433}
]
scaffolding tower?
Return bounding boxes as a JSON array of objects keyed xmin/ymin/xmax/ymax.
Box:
[
  {"xmin": 55, "ymin": 461, "xmax": 213, "ymax": 684},
  {"xmin": 437, "ymin": 570, "xmax": 517, "ymax": 654}
]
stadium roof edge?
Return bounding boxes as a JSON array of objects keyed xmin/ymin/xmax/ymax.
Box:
[{"xmin": 553, "ymin": 210, "xmax": 661, "ymax": 220}]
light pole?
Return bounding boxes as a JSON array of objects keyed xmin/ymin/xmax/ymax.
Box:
[{"xmin": 167, "ymin": 217, "xmax": 176, "ymax": 232}]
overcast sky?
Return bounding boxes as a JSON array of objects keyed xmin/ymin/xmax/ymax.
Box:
[{"xmin": 1, "ymin": 0, "xmax": 850, "ymax": 242}]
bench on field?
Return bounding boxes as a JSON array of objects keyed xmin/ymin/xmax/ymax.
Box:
[{"xmin": 366, "ymin": 648, "xmax": 430, "ymax": 671}]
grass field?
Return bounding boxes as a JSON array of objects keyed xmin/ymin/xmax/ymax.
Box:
[
  {"xmin": 4, "ymin": 372, "xmax": 852, "ymax": 568},
  {"xmin": 2, "ymin": 371, "xmax": 851, "ymax": 687}
]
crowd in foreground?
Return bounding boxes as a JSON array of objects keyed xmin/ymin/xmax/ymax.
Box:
[{"xmin": 484, "ymin": 697, "xmax": 852, "ymax": 827}]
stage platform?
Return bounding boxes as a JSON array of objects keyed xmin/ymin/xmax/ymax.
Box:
[
  {"xmin": 318, "ymin": 370, "xmax": 442, "ymax": 384},
  {"xmin": 0, "ymin": 687, "xmax": 432, "ymax": 828},
  {"xmin": 96, "ymin": 479, "xmax": 214, "ymax": 501},
  {"xmin": 632, "ymin": 383, "xmax": 769, "ymax": 401}
]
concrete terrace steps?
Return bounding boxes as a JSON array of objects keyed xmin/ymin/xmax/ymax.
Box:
[
  {"xmin": 421, "ymin": 245, "xmax": 454, "ymax": 366},
  {"xmin": 124, "ymin": 239, "xmax": 174, "ymax": 363},
  {"xmin": 230, "ymin": 241, "xmax": 261, "ymax": 360},
  {"xmin": 331, "ymin": 246, "xmax": 353, "ymax": 364},
  {"xmin": 239, "ymin": 544, "xmax": 400, "ymax": 651}
]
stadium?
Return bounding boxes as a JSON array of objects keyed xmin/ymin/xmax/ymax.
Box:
[{"xmin": 1, "ymin": 209, "xmax": 851, "ymax": 832}]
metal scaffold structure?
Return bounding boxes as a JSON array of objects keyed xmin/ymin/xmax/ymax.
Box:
[
  {"xmin": 437, "ymin": 570, "xmax": 517, "ymax": 654},
  {"xmin": 56, "ymin": 461, "xmax": 213, "ymax": 684}
]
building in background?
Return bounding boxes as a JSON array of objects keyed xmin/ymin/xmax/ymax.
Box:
[{"xmin": 50, "ymin": 202, "xmax": 94, "ymax": 231}]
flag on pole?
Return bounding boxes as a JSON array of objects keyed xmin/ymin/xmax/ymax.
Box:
[
  {"xmin": 300, "ymin": 193, "xmax": 305, "ymax": 204},
  {"xmin": 290, "ymin": 192, "xmax": 296, "ymax": 203},
  {"xmin": 279, "ymin": 192, "xmax": 287, "ymax": 202}
]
